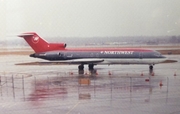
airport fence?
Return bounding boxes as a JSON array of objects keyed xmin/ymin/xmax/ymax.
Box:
[{"xmin": 0, "ymin": 72, "xmax": 176, "ymax": 101}]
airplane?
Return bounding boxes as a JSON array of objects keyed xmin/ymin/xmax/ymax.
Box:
[{"xmin": 18, "ymin": 32, "xmax": 167, "ymax": 71}]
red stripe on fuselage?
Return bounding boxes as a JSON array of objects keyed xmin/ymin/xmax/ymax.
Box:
[{"xmin": 61, "ymin": 48, "xmax": 153, "ymax": 52}]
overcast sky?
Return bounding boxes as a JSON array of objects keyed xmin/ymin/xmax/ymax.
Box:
[{"xmin": 0, "ymin": 0, "xmax": 180, "ymax": 40}]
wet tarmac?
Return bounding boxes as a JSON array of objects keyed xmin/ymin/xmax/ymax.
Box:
[{"xmin": 0, "ymin": 55, "xmax": 180, "ymax": 114}]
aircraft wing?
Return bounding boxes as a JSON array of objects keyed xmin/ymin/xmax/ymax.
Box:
[{"xmin": 16, "ymin": 58, "xmax": 104, "ymax": 65}]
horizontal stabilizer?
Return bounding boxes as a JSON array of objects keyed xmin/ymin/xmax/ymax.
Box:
[{"xmin": 18, "ymin": 33, "xmax": 35, "ymax": 37}]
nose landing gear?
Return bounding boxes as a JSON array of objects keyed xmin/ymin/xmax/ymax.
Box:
[
  {"xmin": 149, "ymin": 65, "xmax": 154, "ymax": 75},
  {"xmin": 149, "ymin": 65, "xmax": 153, "ymax": 70}
]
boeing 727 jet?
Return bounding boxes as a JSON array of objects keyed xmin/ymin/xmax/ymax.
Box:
[{"xmin": 18, "ymin": 32, "xmax": 167, "ymax": 71}]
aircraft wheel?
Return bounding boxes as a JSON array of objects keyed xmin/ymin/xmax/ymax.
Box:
[
  {"xmin": 88, "ymin": 64, "xmax": 94, "ymax": 70},
  {"xmin": 78, "ymin": 64, "xmax": 84, "ymax": 71},
  {"xmin": 149, "ymin": 65, "xmax": 153, "ymax": 70}
]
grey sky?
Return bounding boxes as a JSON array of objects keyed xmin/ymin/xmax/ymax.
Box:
[{"xmin": 0, "ymin": 0, "xmax": 180, "ymax": 40}]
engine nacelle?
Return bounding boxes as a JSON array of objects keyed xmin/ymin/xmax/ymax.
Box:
[
  {"xmin": 59, "ymin": 43, "xmax": 66, "ymax": 48},
  {"xmin": 49, "ymin": 43, "xmax": 67, "ymax": 49}
]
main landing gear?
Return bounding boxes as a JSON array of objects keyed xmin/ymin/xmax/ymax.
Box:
[
  {"xmin": 78, "ymin": 64, "xmax": 84, "ymax": 74},
  {"xmin": 78, "ymin": 64, "xmax": 95, "ymax": 71},
  {"xmin": 78, "ymin": 64, "xmax": 84, "ymax": 71},
  {"xmin": 78, "ymin": 64, "xmax": 96, "ymax": 75},
  {"xmin": 88, "ymin": 64, "xmax": 94, "ymax": 71}
]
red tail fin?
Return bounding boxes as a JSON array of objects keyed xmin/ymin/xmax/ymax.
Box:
[{"xmin": 18, "ymin": 32, "xmax": 66, "ymax": 53}]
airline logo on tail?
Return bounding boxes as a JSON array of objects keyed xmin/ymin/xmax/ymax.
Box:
[{"xmin": 32, "ymin": 36, "xmax": 39, "ymax": 44}]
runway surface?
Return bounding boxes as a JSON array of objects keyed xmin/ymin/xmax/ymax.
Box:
[{"xmin": 0, "ymin": 55, "xmax": 179, "ymax": 114}]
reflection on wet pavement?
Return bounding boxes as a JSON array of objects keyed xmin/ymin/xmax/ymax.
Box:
[{"xmin": 0, "ymin": 55, "xmax": 179, "ymax": 114}]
